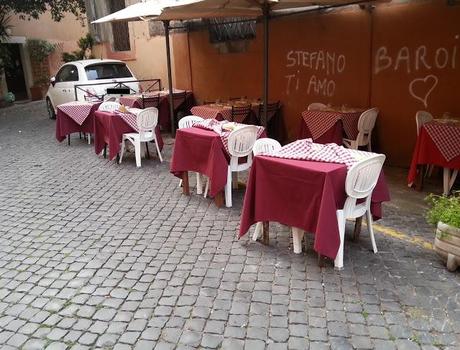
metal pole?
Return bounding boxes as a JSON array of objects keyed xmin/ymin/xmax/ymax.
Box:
[
  {"xmin": 163, "ymin": 20, "xmax": 176, "ymax": 136},
  {"xmin": 262, "ymin": 3, "xmax": 270, "ymax": 128}
]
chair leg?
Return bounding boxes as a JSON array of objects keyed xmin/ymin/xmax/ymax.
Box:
[
  {"xmin": 366, "ymin": 210, "xmax": 378, "ymax": 253},
  {"xmin": 153, "ymin": 137, "xmax": 163, "ymax": 162},
  {"xmin": 119, "ymin": 139, "xmax": 126, "ymax": 164},
  {"xmin": 196, "ymin": 173, "xmax": 203, "ymax": 195},
  {"xmin": 291, "ymin": 227, "xmax": 304, "ymax": 254},
  {"xmin": 252, "ymin": 222, "xmax": 263, "ymax": 241},
  {"xmin": 87, "ymin": 134, "xmax": 91, "ymax": 145},
  {"xmin": 225, "ymin": 166, "xmax": 233, "ymax": 207},
  {"xmin": 233, "ymin": 172, "xmax": 238, "ymax": 189},
  {"xmin": 145, "ymin": 142, "xmax": 150, "ymax": 159},
  {"xmin": 203, "ymin": 177, "xmax": 209, "ymax": 198},
  {"xmin": 103, "ymin": 145, "xmax": 107, "ymax": 159},
  {"xmin": 443, "ymin": 168, "xmax": 450, "ymax": 196},
  {"xmin": 334, "ymin": 210, "xmax": 345, "ymax": 270},
  {"xmin": 179, "ymin": 179, "xmax": 183, "ymax": 187},
  {"xmin": 450, "ymin": 170, "xmax": 458, "ymax": 192},
  {"xmin": 367, "ymin": 140, "xmax": 372, "ymax": 152},
  {"xmin": 134, "ymin": 140, "xmax": 142, "ymax": 167}
]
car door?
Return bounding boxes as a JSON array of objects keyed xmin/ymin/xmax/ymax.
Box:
[{"xmin": 51, "ymin": 64, "xmax": 80, "ymax": 106}]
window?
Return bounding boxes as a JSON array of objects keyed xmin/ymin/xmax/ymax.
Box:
[
  {"xmin": 85, "ymin": 63, "xmax": 133, "ymax": 80},
  {"xmin": 55, "ymin": 65, "xmax": 79, "ymax": 82},
  {"xmin": 110, "ymin": 0, "xmax": 131, "ymax": 51}
]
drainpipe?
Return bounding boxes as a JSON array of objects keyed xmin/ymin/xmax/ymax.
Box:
[{"xmin": 163, "ymin": 20, "xmax": 176, "ymax": 137}]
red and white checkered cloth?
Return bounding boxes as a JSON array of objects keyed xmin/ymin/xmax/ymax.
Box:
[
  {"xmin": 114, "ymin": 111, "xmax": 139, "ymax": 132},
  {"xmin": 193, "ymin": 119, "xmax": 264, "ymax": 155},
  {"xmin": 57, "ymin": 101, "xmax": 98, "ymax": 126},
  {"xmin": 424, "ymin": 121, "xmax": 460, "ymax": 162},
  {"xmin": 191, "ymin": 105, "xmax": 232, "ymax": 121},
  {"xmin": 269, "ymin": 139, "xmax": 374, "ymax": 169},
  {"xmin": 302, "ymin": 110, "xmax": 361, "ymax": 140}
]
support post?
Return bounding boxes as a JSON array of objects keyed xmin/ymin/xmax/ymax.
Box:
[
  {"xmin": 163, "ymin": 20, "xmax": 176, "ymax": 137},
  {"xmin": 262, "ymin": 3, "xmax": 270, "ymax": 128}
]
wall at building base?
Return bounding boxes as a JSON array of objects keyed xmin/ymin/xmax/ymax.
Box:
[{"xmin": 172, "ymin": 0, "xmax": 460, "ymax": 167}]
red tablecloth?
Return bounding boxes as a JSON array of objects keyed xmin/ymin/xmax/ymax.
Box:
[
  {"xmin": 299, "ymin": 109, "xmax": 362, "ymax": 144},
  {"xmin": 298, "ymin": 118, "xmax": 343, "ymax": 144},
  {"xmin": 170, "ymin": 127, "xmax": 266, "ymax": 197},
  {"xmin": 93, "ymin": 110, "xmax": 164, "ymax": 161},
  {"xmin": 239, "ymin": 156, "xmax": 390, "ymax": 259},
  {"xmin": 120, "ymin": 91, "xmax": 194, "ymax": 131},
  {"xmin": 55, "ymin": 102, "xmax": 101, "ymax": 142},
  {"xmin": 408, "ymin": 122, "xmax": 460, "ymax": 184}
]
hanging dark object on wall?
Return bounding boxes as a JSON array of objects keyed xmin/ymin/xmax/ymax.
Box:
[{"xmin": 206, "ymin": 17, "xmax": 256, "ymax": 43}]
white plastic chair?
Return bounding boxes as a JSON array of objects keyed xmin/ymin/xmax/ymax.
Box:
[
  {"xmin": 178, "ymin": 115, "xmax": 205, "ymax": 194},
  {"xmin": 225, "ymin": 125, "xmax": 259, "ymax": 207},
  {"xmin": 343, "ymin": 108, "xmax": 379, "ymax": 151},
  {"xmin": 333, "ymin": 154, "xmax": 386, "ymax": 269},
  {"xmin": 252, "ymin": 138, "xmax": 282, "ymax": 156},
  {"xmin": 307, "ymin": 102, "xmax": 327, "ymax": 111},
  {"xmin": 119, "ymin": 107, "xmax": 163, "ymax": 167},
  {"xmin": 178, "ymin": 115, "xmax": 203, "ymax": 129},
  {"xmin": 415, "ymin": 111, "xmax": 433, "ymax": 136},
  {"xmin": 98, "ymin": 101, "xmax": 121, "ymax": 112}
]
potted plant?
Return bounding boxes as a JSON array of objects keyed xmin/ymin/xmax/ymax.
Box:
[
  {"xmin": 426, "ymin": 192, "xmax": 460, "ymax": 271},
  {"xmin": 27, "ymin": 39, "xmax": 56, "ymax": 100}
]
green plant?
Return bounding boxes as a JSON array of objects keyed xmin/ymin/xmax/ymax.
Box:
[
  {"xmin": 27, "ymin": 39, "xmax": 56, "ymax": 62},
  {"xmin": 426, "ymin": 192, "xmax": 460, "ymax": 228},
  {"xmin": 62, "ymin": 33, "xmax": 94, "ymax": 62},
  {"xmin": 0, "ymin": 11, "xmax": 12, "ymax": 76}
]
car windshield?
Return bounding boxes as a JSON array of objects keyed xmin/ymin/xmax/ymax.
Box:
[{"xmin": 85, "ymin": 63, "xmax": 133, "ymax": 80}]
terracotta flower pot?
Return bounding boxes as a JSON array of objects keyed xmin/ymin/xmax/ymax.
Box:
[{"xmin": 434, "ymin": 221, "xmax": 460, "ymax": 271}]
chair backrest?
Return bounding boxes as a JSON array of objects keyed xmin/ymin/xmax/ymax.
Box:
[
  {"xmin": 415, "ymin": 110, "xmax": 433, "ymax": 136},
  {"xmin": 98, "ymin": 101, "xmax": 121, "ymax": 112},
  {"xmin": 231, "ymin": 104, "xmax": 252, "ymax": 123},
  {"xmin": 142, "ymin": 94, "xmax": 160, "ymax": 109},
  {"xmin": 229, "ymin": 96, "xmax": 247, "ymax": 101},
  {"xmin": 227, "ymin": 125, "xmax": 259, "ymax": 158},
  {"xmin": 345, "ymin": 154, "xmax": 386, "ymax": 199},
  {"xmin": 253, "ymin": 138, "xmax": 282, "ymax": 156},
  {"xmin": 178, "ymin": 115, "xmax": 203, "ymax": 129},
  {"xmin": 258, "ymin": 101, "xmax": 280, "ymax": 123},
  {"xmin": 356, "ymin": 108, "xmax": 379, "ymax": 145},
  {"xmin": 136, "ymin": 107, "xmax": 158, "ymax": 134},
  {"xmin": 307, "ymin": 102, "xmax": 327, "ymax": 111}
]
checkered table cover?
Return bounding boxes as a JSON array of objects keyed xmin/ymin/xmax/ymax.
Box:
[
  {"xmin": 114, "ymin": 111, "xmax": 139, "ymax": 132},
  {"xmin": 191, "ymin": 105, "xmax": 232, "ymax": 121},
  {"xmin": 193, "ymin": 119, "xmax": 264, "ymax": 155},
  {"xmin": 268, "ymin": 138, "xmax": 375, "ymax": 169},
  {"xmin": 424, "ymin": 121, "xmax": 460, "ymax": 162},
  {"xmin": 301, "ymin": 110, "xmax": 362, "ymax": 140},
  {"xmin": 57, "ymin": 101, "xmax": 98, "ymax": 126}
]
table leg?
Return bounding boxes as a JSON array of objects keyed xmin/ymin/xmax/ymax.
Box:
[
  {"xmin": 414, "ymin": 165, "xmax": 425, "ymax": 191},
  {"xmin": 353, "ymin": 217, "xmax": 363, "ymax": 242},
  {"xmin": 182, "ymin": 171, "xmax": 190, "ymax": 195},
  {"xmin": 214, "ymin": 191, "xmax": 224, "ymax": 208},
  {"xmin": 317, "ymin": 254, "xmax": 326, "ymax": 267},
  {"xmin": 67, "ymin": 135, "xmax": 70, "ymax": 146},
  {"xmin": 103, "ymin": 145, "xmax": 107, "ymax": 159},
  {"xmin": 262, "ymin": 221, "xmax": 269, "ymax": 245}
]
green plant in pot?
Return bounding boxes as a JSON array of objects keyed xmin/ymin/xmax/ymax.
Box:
[
  {"xmin": 27, "ymin": 39, "xmax": 56, "ymax": 100},
  {"xmin": 426, "ymin": 192, "xmax": 460, "ymax": 271}
]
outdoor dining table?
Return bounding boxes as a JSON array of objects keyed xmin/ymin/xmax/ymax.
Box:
[
  {"xmin": 93, "ymin": 109, "xmax": 164, "ymax": 161},
  {"xmin": 408, "ymin": 119, "xmax": 460, "ymax": 195},
  {"xmin": 55, "ymin": 101, "xmax": 101, "ymax": 144},
  {"xmin": 239, "ymin": 153, "xmax": 390, "ymax": 260},
  {"xmin": 191, "ymin": 101, "xmax": 260, "ymax": 123},
  {"xmin": 170, "ymin": 121, "xmax": 266, "ymax": 207},
  {"xmin": 299, "ymin": 107, "xmax": 363, "ymax": 144},
  {"xmin": 119, "ymin": 90, "xmax": 194, "ymax": 131}
]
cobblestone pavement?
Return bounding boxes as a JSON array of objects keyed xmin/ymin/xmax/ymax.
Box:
[{"xmin": 0, "ymin": 102, "xmax": 459, "ymax": 350}]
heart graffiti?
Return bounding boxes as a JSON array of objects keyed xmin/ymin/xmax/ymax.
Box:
[{"xmin": 408, "ymin": 75, "xmax": 438, "ymax": 108}]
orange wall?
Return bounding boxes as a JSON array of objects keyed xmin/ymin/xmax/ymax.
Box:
[{"xmin": 172, "ymin": 0, "xmax": 460, "ymax": 167}]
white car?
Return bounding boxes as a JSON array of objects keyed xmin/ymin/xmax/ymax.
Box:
[{"xmin": 46, "ymin": 59, "xmax": 140, "ymax": 119}]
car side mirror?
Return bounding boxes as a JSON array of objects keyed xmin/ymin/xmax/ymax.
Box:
[{"xmin": 50, "ymin": 77, "xmax": 56, "ymax": 87}]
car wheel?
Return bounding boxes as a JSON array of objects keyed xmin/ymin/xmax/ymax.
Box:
[{"xmin": 46, "ymin": 98, "xmax": 56, "ymax": 119}]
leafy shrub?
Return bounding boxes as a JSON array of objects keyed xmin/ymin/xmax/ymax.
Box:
[{"xmin": 426, "ymin": 192, "xmax": 460, "ymax": 228}]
